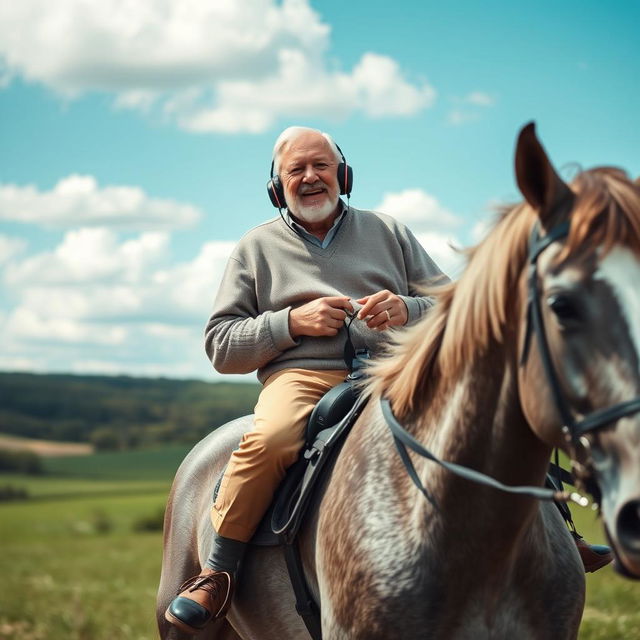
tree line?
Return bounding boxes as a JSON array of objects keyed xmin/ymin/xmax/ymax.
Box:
[{"xmin": 0, "ymin": 372, "xmax": 261, "ymax": 450}]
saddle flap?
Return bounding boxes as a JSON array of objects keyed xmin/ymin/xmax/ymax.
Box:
[{"xmin": 273, "ymin": 395, "xmax": 368, "ymax": 542}]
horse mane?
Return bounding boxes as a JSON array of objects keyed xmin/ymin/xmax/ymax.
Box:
[{"xmin": 366, "ymin": 166, "xmax": 640, "ymax": 418}]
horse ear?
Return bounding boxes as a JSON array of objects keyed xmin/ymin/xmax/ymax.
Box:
[{"xmin": 515, "ymin": 122, "xmax": 573, "ymax": 224}]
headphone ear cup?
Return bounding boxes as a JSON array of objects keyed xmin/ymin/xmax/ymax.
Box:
[
  {"xmin": 267, "ymin": 175, "xmax": 286, "ymax": 208},
  {"xmin": 337, "ymin": 162, "xmax": 353, "ymax": 196}
]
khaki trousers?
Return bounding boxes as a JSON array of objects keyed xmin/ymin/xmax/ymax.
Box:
[{"xmin": 211, "ymin": 368, "xmax": 348, "ymax": 542}]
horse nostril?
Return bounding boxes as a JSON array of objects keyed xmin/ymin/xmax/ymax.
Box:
[{"xmin": 616, "ymin": 500, "xmax": 640, "ymax": 554}]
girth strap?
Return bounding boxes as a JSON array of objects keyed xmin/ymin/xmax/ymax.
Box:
[{"xmin": 283, "ymin": 542, "xmax": 322, "ymax": 640}]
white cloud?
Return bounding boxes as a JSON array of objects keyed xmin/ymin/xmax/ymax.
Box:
[
  {"xmin": 0, "ymin": 234, "xmax": 27, "ymax": 264},
  {"xmin": 151, "ymin": 240, "xmax": 236, "ymax": 317},
  {"xmin": 471, "ymin": 218, "xmax": 492, "ymax": 243},
  {"xmin": 0, "ymin": 229, "xmax": 236, "ymax": 379},
  {"xmin": 0, "ymin": 0, "xmax": 435, "ymax": 133},
  {"xmin": 180, "ymin": 51, "xmax": 435, "ymax": 134},
  {"xmin": 4, "ymin": 231, "xmax": 235, "ymax": 321},
  {"xmin": 0, "ymin": 175, "xmax": 202, "ymax": 230},
  {"xmin": 0, "ymin": 58, "xmax": 11, "ymax": 87},
  {"xmin": 5, "ymin": 307, "xmax": 128, "ymax": 346},
  {"xmin": 375, "ymin": 188, "xmax": 465, "ymax": 277},
  {"xmin": 353, "ymin": 54, "xmax": 435, "ymax": 118},
  {"xmin": 447, "ymin": 90, "xmax": 496, "ymax": 126},
  {"xmin": 376, "ymin": 188, "xmax": 460, "ymax": 232},
  {"xmin": 5, "ymin": 228, "xmax": 169, "ymax": 285},
  {"xmin": 447, "ymin": 109, "xmax": 480, "ymax": 126},
  {"xmin": 415, "ymin": 231, "xmax": 466, "ymax": 279},
  {"xmin": 0, "ymin": 0, "xmax": 328, "ymax": 92},
  {"xmin": 463, "ymin": 91, "xmax": 495, "ymax": 107}
]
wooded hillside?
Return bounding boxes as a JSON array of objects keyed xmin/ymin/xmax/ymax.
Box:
[{"xmin": 0, "ymin": 372, "xmax": 260, "ymax": 450}]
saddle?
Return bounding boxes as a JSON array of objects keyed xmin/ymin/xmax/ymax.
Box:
[{"xmin": 213, "ymin": 367, "xmax": 368, "ymax": 538}]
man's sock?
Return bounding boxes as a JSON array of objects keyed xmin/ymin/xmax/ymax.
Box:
[{"xmin": 205, "ymin": 534, "xmax": 247, "ymax": 575}]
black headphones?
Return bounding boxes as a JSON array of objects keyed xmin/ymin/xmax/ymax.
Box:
[{"xmin": 266, "ymin": 142, "xmax": 353, "ymax": 208}]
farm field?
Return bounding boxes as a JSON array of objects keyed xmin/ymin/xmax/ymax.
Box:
[
  {"xmin": 1, "ymin": 447, "xmax": 640, "ymax": 639},
  {"xmin": 0, "ymin": 433, "xmax": 93, "ymax": 457}
]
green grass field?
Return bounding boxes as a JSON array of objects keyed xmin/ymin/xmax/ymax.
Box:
[
  {"xmin": 0, "ymin": 447, "xmax": 186, "ymax": 640},
  {"xmin": 1, "ymin": 448, "xmax": 640, "ymax": 639}
]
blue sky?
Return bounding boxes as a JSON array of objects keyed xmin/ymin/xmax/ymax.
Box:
[{"xmin": 0, "ymin": 0, "xmax": 638, "ymax": 381}]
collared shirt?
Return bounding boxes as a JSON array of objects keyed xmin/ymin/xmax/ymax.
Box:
[{"xmin": 286, "ymin": 203, "xmax": 347, "ymax": 248}]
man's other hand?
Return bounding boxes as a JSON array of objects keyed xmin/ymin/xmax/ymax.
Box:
[
  {"xmin": 356, "ymin": 290, "xmax": 408, "ymax": 331},
  {"xmin": 289, "ymin": 296, "xmax": 354, "ymax": 338}
]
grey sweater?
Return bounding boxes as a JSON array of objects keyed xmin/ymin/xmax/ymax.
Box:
[{"xmin": 205, "ymin": 206, "xmax": 446, "ymax": 383}]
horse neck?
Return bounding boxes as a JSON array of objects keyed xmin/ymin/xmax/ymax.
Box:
[
  {"xmin": 357, "ymin": 343, "xmax": 576, "ymax": 638},
  {"xmin": 408, "ymin": 341, "xmax": 552, "ymax": 541}
]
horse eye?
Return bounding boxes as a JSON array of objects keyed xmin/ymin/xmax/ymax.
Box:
[{"xmin": 547, "ymin": 293, "xmax": 581, "ymax": 323}]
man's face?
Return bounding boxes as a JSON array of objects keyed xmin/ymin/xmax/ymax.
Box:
[{"xmin": 278, "ymin": 132, "xmax": 340, "ymax": 223}]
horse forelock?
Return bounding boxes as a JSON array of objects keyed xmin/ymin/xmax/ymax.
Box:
[
  {"xmin": 564, "ymin": 167, "xmax": 640, "ymax": 261},
  {"xmin": 366, "ymin": 166, "xmax": 640, "ymax": 419}
]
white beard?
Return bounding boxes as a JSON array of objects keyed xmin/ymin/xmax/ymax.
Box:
[
  {"xmin": 293, "ymin": 197, "xmax": 339, "ymax": 223},
  {"xmin": 287, "ymin": 187, "xmax": 339, "ymax": 223}
]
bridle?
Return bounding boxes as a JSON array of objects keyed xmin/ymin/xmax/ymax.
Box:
[
  {"xmin": 521, "ymin": 220, "xmax": 640, "ymax": 495},
  {"xmin": 381, "ymin": 217, "xmax": 640, "ymax": 506}
]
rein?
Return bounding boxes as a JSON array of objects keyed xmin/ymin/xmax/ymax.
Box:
[
  {"xmin": 381, "ymin": 397, "xmax": 586, "ymax": 506},
  {"xmin": 381, "ymin": 217, "xmax": 640, "ymax": 507}
]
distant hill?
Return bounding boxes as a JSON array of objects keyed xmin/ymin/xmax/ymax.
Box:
[{"xmin": 0, "ymin": 372, "xmax": 261, "ymax": 450}]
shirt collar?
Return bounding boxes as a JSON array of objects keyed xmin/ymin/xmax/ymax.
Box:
[{"xmin": 285, "ymin": 199, "xmax": 347, "ymax": 234}]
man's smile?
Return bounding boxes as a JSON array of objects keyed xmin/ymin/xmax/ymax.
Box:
[{"xmin": 299, "ymin": 186, "xmax": 327, "ymax": 200}]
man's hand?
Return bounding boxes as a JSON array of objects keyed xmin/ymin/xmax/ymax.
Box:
[
  {"xmin": 289, "ymin": 296, "xmax": 354, "ymax": 338},
  {"xmin": 357, "ymin": 290, "xmax": 408, "ymax": 331}
]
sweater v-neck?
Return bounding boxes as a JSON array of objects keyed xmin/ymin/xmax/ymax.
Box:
[{"xmin": 282, "ymin": 206, "xmax": 353, "ymax": 259}]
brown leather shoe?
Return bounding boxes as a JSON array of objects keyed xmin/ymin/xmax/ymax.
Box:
[
  {"xmin": 165, "ymin": 568, "xmax": 234, "ymax": 635},
  {"xmin": 573, "ymin": 534, "xmax": 613, "ymax": 573}
]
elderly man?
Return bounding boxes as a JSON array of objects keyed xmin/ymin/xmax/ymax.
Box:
[{"xmin": 164, "ymin": 125, "xmax": 448, "ymax": 634}]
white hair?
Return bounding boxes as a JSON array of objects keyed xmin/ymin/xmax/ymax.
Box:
[{"xmin": 272, "ymin": 126, "xmax": 342, "ymax": 175}]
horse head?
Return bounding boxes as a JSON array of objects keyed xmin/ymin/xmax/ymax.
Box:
[{"xmin": 515, "ymin": 123, "xmax": 640, "ymax": 578}]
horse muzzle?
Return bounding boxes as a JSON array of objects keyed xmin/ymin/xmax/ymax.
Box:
[{"xmin": 604, "ymin": 497, "xmax": 640, "ymax": 580}]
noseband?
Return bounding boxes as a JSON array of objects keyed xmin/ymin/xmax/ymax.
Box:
[
  {"xmin": 521, "ymin": 221, "xmax": 640, "ymax": 493},
  {"xmin": 381, "ymin": 219, "xmax": 640, "ymax": 507}
]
